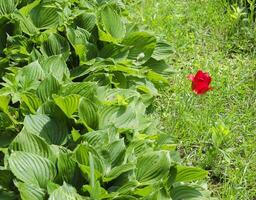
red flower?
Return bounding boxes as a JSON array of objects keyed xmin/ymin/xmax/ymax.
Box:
[{"xmin": 188, "ymin": 70, "xmax": 213, "ymax": 95}]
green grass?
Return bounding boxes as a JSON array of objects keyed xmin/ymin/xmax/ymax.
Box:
[{"xmin": 133, "ymin": 0, "xmax": 256, "ymax": 199}]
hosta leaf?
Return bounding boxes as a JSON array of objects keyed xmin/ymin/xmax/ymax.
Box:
[
  {"xmin": 49, "ymin": 183, "xmax": 84, "ymax": 200},
  {"xmin": 54, "ymin": 94, "xmax": 80, "ymax": 118},
  {"xmin": 100, "ymin": 44, "xmax": 129, "ymax": 60},
  {"xmin": 0, "ymin": 0, "xmax": 16, "ymax": 16},
  {"xmin": 15, "ymin": 182, "xmax": 45, "ymax": 200},
  {"xmin": 78, "ymin": 97, "xmax": 99, "ymax": 130},
  {"xmin": 144, "ymin": 58, "xmax": 173, "ymax": 75},
  {"xmin": 9, "ymin": 129, "xmax": 53, "ymax": 159},
  {"xmin": 61, "ymin": 82, "xmax": 97, "ymax": 98},
  {"xmin": 19, "ymin": 0, "xmax": 41, "ymax": 16},
  {"xmin": 37, "ymin": 75, "xmax": 60, "ymax": 102},
  {"xmin": 82, "ymin": 180, "xmax": 110, "ymax": 199},
  {"xmin": 40, "ymin": 55, "xmax": 70, "ymax": 81},
  {"xmin": 13, "ymin": 12, "xmax": 38, "ymax": 35},
  {"xmin": 152, "ymin": 41, "xmax": 172, "ymax": 61},
  {"xmin": 66, "ymin": 27, "xmax": 97, "ymax": 63},
  {"xmin": 135, "ymin": 151, "xmax": 170, "ymax": 184},
  {"xmin": 134, "ymin": 185, "xmax": 153, "ymax": 197},
  {"xmin": 21, "ymin": 93, "xmax": 42, "ymax": 114},
  {"xmin": 74, "ymin": 144, "xmax": 104, "ymax": 174},
  {"xmin": 101, "ymin": 5, "xmax": 125, "ymax": 39},
  {"xmin": 99, "ymin": 98, "xmax": 148, "ymax": 130},
  {"xmin": 104, "ymin": 163, "xmax": 134, "ymax": 182},
  {"xmin": 37, "ymin": 101, "xmax": 68, "ymax": 126},
  {"xmin": 57, "ymin": 152, "xmax": 77, "ymax": 183},
  {"xmin": 106, "ymin": 140, "xmax": 126, "ymax": 167},
  {"xmin": 47, "ymin": 181, "xmax": 60, "ymax": 195},
  {"xmin": 9, "ymin": 152, "xmax": 56, "ymax": 188},
  {"xmin": 146, "ymin": 71, "xmax": 169, "ymax": 86},
  {"xmin": 175, "ymin": 166, "xmax": 208, "ymax": 182},
  {"xmin": 24, "ymin": 114, "xmax": 68, "ymax": 145},
  {"xmin": 98, "ymin": 105, "xmax": 120, "ymax": 129},
  {"xmin": 74, "ymin": 12, "xmax": 96, "ymax": 32},
  {"xmin": 20, "ymin": 61, "xmax": 45, "ymax": 82},
  {"xmin": 40, "ymin": 33, "xmax": 70, "ymax": 60},
  {"xmin": 170, "ymin": 185, "xmax": 203, "ymax": 200},
  {"xmin": 0, "ymin": 95, "xmax": 10, "ymax": 113},
  {"xmin": 122, "ymin": 32, "xmax": 156, "ymax": 63},
  {"xmin": 29, "ymin": 2, "xmax": 60, "ymax": 29},
  {"xmin": 81, "ymin": 128, "xmax": 118, "ymax": 147}
]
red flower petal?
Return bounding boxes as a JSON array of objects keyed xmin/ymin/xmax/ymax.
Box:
[{"xmin": 188, "ymin": 70, "xmax": 213, "ymax": 95}]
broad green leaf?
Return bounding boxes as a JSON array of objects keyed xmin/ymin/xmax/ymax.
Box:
[
  {"xmin": 99, "ymin": 98, "xmax": 148, "ymax": 130},
  {"xmin": 117, "ymin": 181, "xmax": 139, "ymax": 194},
  {"xmin": 40, "ymin": 33, "xmax": 70, "ymax": 60},
  {"xmin": 54, "ymin": 94, "xmax": 80, "ymax": 118},
  {"xmin": 175, "ymin": 166, "xmax": 208, "ymax": 182},
  {"xmin": 82, "ymin": 181, "xmax": 110, "ymax": 199},
  {"xmin": 134, "ymin": 185, "xmax": 153, "ymax": 197},
  {"xmin": 9, "ymin": 129, "xmax": 53, "ymax": 159},
  {"xmin": 104, "ymin": 163, "xmax": 134, "ymax": 182},
  {"xmin": 146, "ymin": 71, "xmax": 169, "ymax": 86},
  {"xmin": 20, "ymin": 61, "xmax": 45, "ymax": 82},
  {"xmin": 152, "ymin": 41, "xmax": 172, "ymax": 61},
  {"xmin": 9, "ymin": 152, "xmax": 56, "ymax": 188},
  {"xmin": 81, "ymin": 128, "xmax": 118, "ymax": 147},
  {"xmin": 74, "ymin": 144, "xmax": 104, "ymax": 174},
  {"xmin": 29, "ymin": 2, "xmax": 60, "ymax": 29},
  {"xmin": 47, "ymin": 181, "xmax": 60, "ymax": 195},
  {"xmin": 78, "ymin": 97, "xmax": 99, "ymax": 130},
  {"xmin": 37, "ymin": 75, "xmax": 60, "ymax": 102},
  {"xmin": 144, "ymin": 58, "xmax": 173, "ymax": 75},
  {"xmin": 37, "ymin": 100, "xmax": 66, "ymax": 120},
  {"xmin": 135, "ymin": 151, "xmax": 170, "ymax": 184},
  {"xmin": 49, "ymin": 183, "xmax": 84, "ymax": 200},
  {"xmin": 0, "ymin": 0, "xmax": 16, "ymax": 16},
  {"xmin": 122, "ymin": 32, "xmax": 156, "ymax": 63},
  {"xmin": 0, "ymin": 95, "xmax": 10, "ymax": 113},
  {"xmin": 100, "ymin": 44, "xmax": 129, "ymax": 60},
  {"xmin": 61, "ymin": 82, "xmax": 97, "ymax": 98},
  {"xmin": 57, "ymin": 152, "xmax": 77, "ymax": 183},
  {"xmin": 40, "ymin": 55, "xmax": 70, "ymax": 81},
  {"xmin": 71, "ymin": 128, "xmax": 81, "ymax": 142},
  {"xmin": 24, "ymin": 114, "xmax": 68, "ymax": 145},
  {"xmin": 66, "ymin": 27, "xmax": 90, "ymax": 63},
  {"xmin": 74, "ymin": 12, "xmax": 96, "ymax": 32},
  {"xmin": 13, "ymin": 12, "xmax": 38, "ymax": 35},
  {"xmin": 15, "ymin": 182, "xmax": 45, "ymax": 200},
  {"xmin": 21, "ymin": 93, "xmax": 42, "ymax": 114},
  {"xmin": 19, "ymin": 0, "xmax": 41, "ymax": 16},
  {"xmin": 106, "ymin": 140, "xmax": 126, "ymax": 167},
  {"xmin": 170, "ymin": 185, "xmax": 203, "ymax": 200},
  {"xmin": 101, "ymin": 5, "xmax": 125, "ymax": 39}
]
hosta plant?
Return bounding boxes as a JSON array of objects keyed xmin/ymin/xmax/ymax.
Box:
[{"xmin": 0, "ymin": 0, "xmax": 213, "ymax": 199}]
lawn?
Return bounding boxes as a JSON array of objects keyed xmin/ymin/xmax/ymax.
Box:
[{"xmin": 137, "ymin": 0, "xmax": 256, "ymax": 199}]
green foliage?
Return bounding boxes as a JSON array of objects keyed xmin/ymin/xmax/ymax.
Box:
[{"xmin": 0, "ymin": 0, "xmax": 211, "ymax": 199}]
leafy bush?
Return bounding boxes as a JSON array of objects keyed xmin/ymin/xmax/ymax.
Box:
[{"xmin": 0, "ymin": 0, "xmax": 212, "ymax": 199}]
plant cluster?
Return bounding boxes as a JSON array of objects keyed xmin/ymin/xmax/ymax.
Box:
[{"xmin": 0, "ymin": 0, "xmax": 211, "ymax": 199}]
